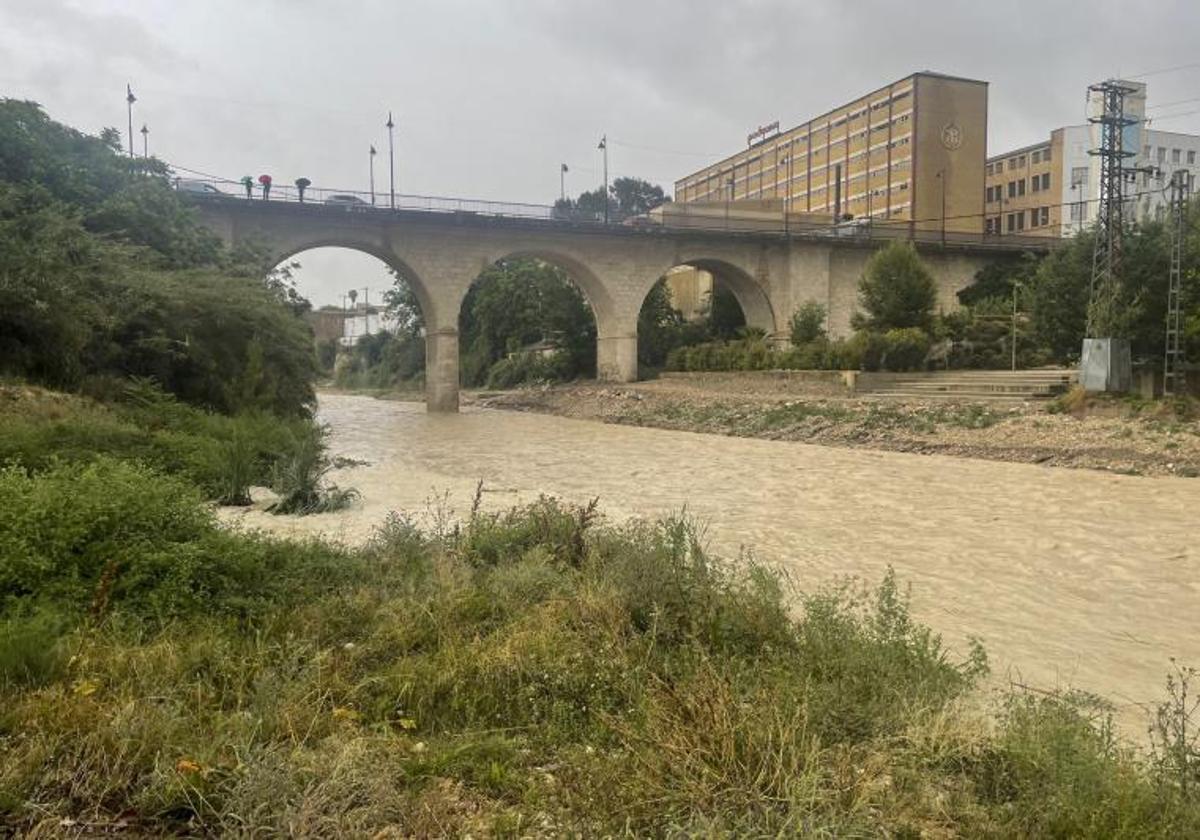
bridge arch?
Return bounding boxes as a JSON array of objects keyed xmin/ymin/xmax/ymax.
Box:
[
  {"xmin": 670, "ymin": 257, "xmax": 777, "ymax": 337},
  {"xmin": 456, "ymin": 252, "xmax": 602, "ymax": 389},
  {"xmin": 270, "ymin": 238, "xmax": 436, "ymax": 327}
]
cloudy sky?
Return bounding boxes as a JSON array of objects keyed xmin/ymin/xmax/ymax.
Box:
[{"xmin": 3, "ymin": 0, "xmax": 1199, "ymax": 305}]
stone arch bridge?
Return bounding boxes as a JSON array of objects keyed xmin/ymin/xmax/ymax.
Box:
[{"xmin": 193, "ymin": 198, "xmax": 1036, "ymax": 412}]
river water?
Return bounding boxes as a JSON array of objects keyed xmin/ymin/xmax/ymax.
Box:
[{"xmin": 224, "ymin": 392, "xmax": 1200, "ymax": 729}]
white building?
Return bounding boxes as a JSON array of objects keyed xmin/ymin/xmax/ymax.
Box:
[{"xmin": 987, "ymin": 80, "xmax": 1199, "ymax": 239}]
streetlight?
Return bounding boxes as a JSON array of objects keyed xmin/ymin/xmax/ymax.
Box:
[
  {"xmin": 369, "ymin": 145, "xmax": 377, "ymax": 206},
  {"xmin": 597, "ymin": 135, "xmax": 609, "ymax": 223},
  {"xmin": 125, "ymin": 84, "xmax": 136, "ymax": 160},
  {"xmin": 936, "ymin": 169, "xmax": 947, "ymax": 246},
  {"xmin": 560, "ymin": 163, "xmax": 568, "ymax": 203},
  {"xmin": 386, "ymin": 112, "xmax": 396, "ymax": 210},
  {"xmin": 140, "ymin": 124, "xmax": 148, "ymax": 159},
  {"xmin": 1011, "ymin": 280, "xmax": 1023, "ymax": 371}
]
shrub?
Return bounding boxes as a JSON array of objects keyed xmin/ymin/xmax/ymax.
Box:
[
  {"xmin": 789, "ymin": 300, "xmax": 828, "ymax": 346},
  {"xmin": 268, "ymin": 425, "xmax": 359, "ymax": 515},
  {"xmin": 483, "ymin": 351, "xmax": 573, "ymax": 389},
  {"xmin": 0, "ymin": 458, "xmax": 360, "ymax": 622},
  {"xmin": 880, "ymin": 327, "xmax": 932, "ymax": 371}
]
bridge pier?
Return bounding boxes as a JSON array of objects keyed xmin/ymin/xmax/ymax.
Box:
[
  {"xmin": 425, "ymin": 327, "xmax": 459, "ymax": 413},
  {"xmin": 596, "ymin": 332, "xmax": 638, "ymax": 383}
]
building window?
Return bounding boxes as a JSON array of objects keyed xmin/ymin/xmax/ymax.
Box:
[
  {"xmin": 1041, "ymin": 173, "xmax": 1051, "ymax": 190},
  {"xmin": 1042, "ymin": 147, "xmax": 1051, "ymax": 162},
  {"xmin": 1173, "ymin": 149, "xmax": 1182, "ymax": 163},
  {"xmin": 1031, "ymin": 151, "xmax": 1040, "ymax": 164},
  {"xmin": 1032, "ymin": 176, "xmax": 1040, "ymax": 193},
  {"xmin": 1158, "ymin": 147, "xmax": 1167, "ymax": 163},
  {"xmin": 1017, "ymin": 179, "xmax": 1026, "ymax": 196},
  {"xmin": 1016, "ymin": 212, "xmax": 1025, "ymax": 231},
  {"xmin": 1143, "ymin": 145, "xmax": 1152, "ymax": 158},
  {"xmin": 1071, "ymin": 166, "xmax": 1088, "ymax": 188},
  {"xmin": 1190, "ymin": 151, "xmax": 1197, "ymax": 164},
  {"xmin": 1008, "ymin": 181, "xmax": 1016, "ymax": 199},
  {"xmin": 1029, "ymin": 209, "xmax": 1037, "ymax": 228},
  {"xmin": 1040, "ymin": 207, "xmax": 1050, "ymax": 226},
  {"xmin": 1007, "ymin": 214, "xmax": 1016, "ymax": 232},
  {"xmin": 1070, "ymin": 202, "xmax": 1085, "ymax": 222}
]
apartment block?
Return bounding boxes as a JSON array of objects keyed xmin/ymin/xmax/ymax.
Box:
[
  {"xmin": 987, "ymin": 80, "xmax": 1200, "ymax": 238},
  {"xmin": 674, "ymin": 71, "xmax": 988, "ymax": 234}
]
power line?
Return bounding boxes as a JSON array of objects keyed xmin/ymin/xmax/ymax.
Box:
[{"xmin": 1127, "ymin": 61, "xmax": 1200, "ymax": 80}]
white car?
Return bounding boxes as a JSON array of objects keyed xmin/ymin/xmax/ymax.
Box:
[
  {"xmin": 174, "ymin": 179, "xmax": 224, "ymax": 196},
  {"xmin": 324, "ymin": 194, "xmax": 369, "ymax": 208}
]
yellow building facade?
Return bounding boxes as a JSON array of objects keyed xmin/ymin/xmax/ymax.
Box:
[
  {"xmin": 674, "ymin": 72, "xmax": 988, "ymax": 235},
  {"xmin": 983, "ymin": 132, "xmax": 1064, "ymax": 237}
]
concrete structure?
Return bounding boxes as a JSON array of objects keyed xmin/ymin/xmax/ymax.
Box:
[
  {"xmin": 987, "ymin": 80, "xmax": 1200, "ymax": 238},
  {"xmin": 674, "ymin": 72, "xmax": 989, "ymax": 236},
  {"xmin": 192, "ymin": 198, "xmax": 1036, "ymax": 412}
]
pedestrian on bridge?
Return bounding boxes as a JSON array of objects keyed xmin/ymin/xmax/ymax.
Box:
[
  {"xmin": 240, "ymin": 175, "xmax": 253, "ymax": 199},
  {"xmin": 258, "ymin": 173, "xmax": 272, "ymax": 200}
]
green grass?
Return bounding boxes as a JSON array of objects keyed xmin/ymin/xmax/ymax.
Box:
[{"xmin": 0, "ymin": 458, "xmax": 1197, "ymax": 835}]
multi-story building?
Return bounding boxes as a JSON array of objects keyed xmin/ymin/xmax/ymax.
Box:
[
  {"xmin": 986, "ymin": 80, "xmax": 1200, "ymax": 238},
  {"xmin": 674, "ymin": 71, "xmax": 989, "ymax": 235}
]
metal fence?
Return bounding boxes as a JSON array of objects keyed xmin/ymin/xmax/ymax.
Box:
[{"xmin": 173, "ymin": 175, "xmax": 1062, "ymax": 250}]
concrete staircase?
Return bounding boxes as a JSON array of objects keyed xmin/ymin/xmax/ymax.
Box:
[{"xmin": 858, "ymin": 369, "xmax": 1077, "ymax": 404}]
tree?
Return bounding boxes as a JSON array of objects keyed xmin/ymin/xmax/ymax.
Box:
[
  {"xmin": 789, "ymin": 301, "xmax": 828, "ymax": 346},
  {"xmin": 611, "ymin": 176, "xmax": 667, "ymax": 216},
  {"xmin": 555, "ymin": 176, "xmax": 670, "ymax": 221},
  {"xmin": 854, "ymin": 241, "xmax": 938, "ymax": 333}
]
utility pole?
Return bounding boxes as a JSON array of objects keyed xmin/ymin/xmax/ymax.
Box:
[
  {"xmin": 386, "ymin": 112, "xmax": 396, "ymax": 210},
  {"xmin": 125, "ymin": 84, "xmax": 136, "ymax": 160},
  {"xmin": 140, "ymin": 124, "xmax": 148, "ymax": 159},
  {"xmin": 598, "ymin": 135, "xmax": 608, "ymax": 223},
  {"xmin": 560, "ymin": 163, "xmax": 568, "ymax": 203},
  {"xmin": 1164, "ymin": 169, "xmax": 1191, "ymax": 396},
  {"xmin": 369, "ymin": 145, "xmax": 377, "ymax": 206}
]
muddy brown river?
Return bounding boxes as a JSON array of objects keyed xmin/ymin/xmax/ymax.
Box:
[{"xmin": 224, "ymin": 392, "xmax": 1200, "ymax": 732}]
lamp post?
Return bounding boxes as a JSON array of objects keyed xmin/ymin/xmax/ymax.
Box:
[
  {"xmin": 560, "ymin": 163, "xmax": 568, "ymax": 203},
  {"xmin": 369, "ymin": 145, "xmax": 377, "ymax": 206},
  {"xmin": 386, "ymin": 112, "xmax": 396, "ymax": 210},
  {"xmin": 125, "ymin": 84, "xmax": 136, "ymax": 160},
  {"xmin": 140, "ymin": 124, "xmax": 148, "ymax": 159},
  {"xmin": 936, "ymin": 169, "xmax": 947, "ymax": 246},
  {"xmin": 1011, "ymin": 281, "xmax": 1022, "ymax": 371},
  {"xmin": 598, "ymin": 135, "xmax": 609, "ymax": 223}
]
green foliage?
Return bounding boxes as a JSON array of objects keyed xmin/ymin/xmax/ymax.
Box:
[
  {"xmin": 879, "ymin": 327, "xmax": 931, "ymax": 371},
  {"xmin": 555, "ymin": 175, "xmax": 669, "ymax": 220},
  {"xmin": 483, "ymin": 351, "xmax": 573, "ymax": 389},
  {"xmin": 789, "ymin": 300, "xmax": 828, "ymax": 345},
  {"xmin": 0, "ymin": 608, "xmax": 70, "ymax": 688},
  {"xmin": 0, "ymin": 100, "xmax": 317, "ymax": 415},
  {"xmin": 855, "ymin": 241, "xmax": 938, "ymax": 332},
  {"xmin": 458, "ymin": 258, "xmax": 596, "ymax": 388},
  {"xmin": 0, "ymin": 459, "xmax": 359, "ymax": 625},
  {"xmin": 0, "ymin": 383, "xmax": 308, "ymax": 500},
  {"xmin": 268, "ymin": 425, "xmax": 359, "ymax": 515},
  {"xmin": 1, "ymin": 472, "xmax": 1195, "ymax": 835}
]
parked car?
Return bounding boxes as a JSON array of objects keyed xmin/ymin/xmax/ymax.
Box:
[
  {"xmin": 174, "ymin": 179, "xmax": 224, "ymax": 196},
  {"xmin": 324, "ymin": 193, "xmax": 369, "ymax": 208}
]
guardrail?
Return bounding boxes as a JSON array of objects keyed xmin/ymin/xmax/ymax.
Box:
[{"xmin": 173, "ymin": 175, "xmax": 1062, "ymax": 250}]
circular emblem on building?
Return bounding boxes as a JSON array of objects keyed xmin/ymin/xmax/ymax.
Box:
[{"xmin": 941, "ymin": 122, "xmax": 963, "ymax": 150}]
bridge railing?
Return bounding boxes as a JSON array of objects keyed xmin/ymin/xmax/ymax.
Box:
[{"xmin": 174, "ymin": 175, "xmax": 1061, "ymax": 250}]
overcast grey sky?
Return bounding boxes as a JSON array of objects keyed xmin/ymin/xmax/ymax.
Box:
[{"xmin": 3, "ymin": 0, "xmax": 1199, "ymax": 306}]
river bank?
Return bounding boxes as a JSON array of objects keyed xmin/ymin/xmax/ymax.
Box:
[
  {"xmin": 478, "ymin": 372, "xmax": 1200, "ymax": 477},
  {"xmin": 222, "ymin": 392, "xmax": 1200, "ymax": 739}
]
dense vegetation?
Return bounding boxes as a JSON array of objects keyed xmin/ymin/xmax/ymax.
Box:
[
  {"xmin": 671, "ymin": 205, "xmax": 1200, "ymax": 376},
  {"xmin": 0, "ymin": 99, "xmax": 316, "ymax": 416},
  {"xmin": 2, "ymin": 457, "xmax": 1198, "ymax": 835}
]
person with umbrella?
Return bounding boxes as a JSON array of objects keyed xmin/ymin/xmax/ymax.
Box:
[
  {"xmin": 240, "ymin": 175, "xmax": 253, "ymax": 199},
  {"xmin": 258, "ymin": 174, "xmax": 273, "ymax": 200}
]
